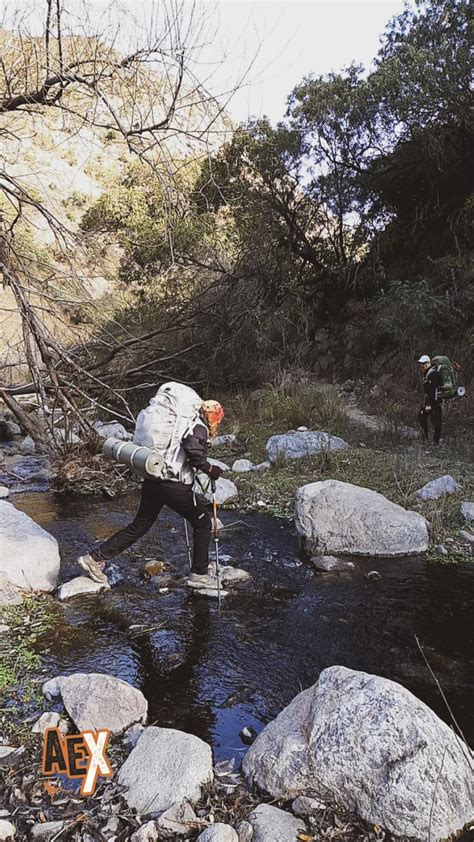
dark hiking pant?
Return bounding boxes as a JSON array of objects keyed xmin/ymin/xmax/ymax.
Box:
[
  {"xmin": 92, "ymin": 479, "xmax": 211, "ymax": 574},
  {"xmin": 418, "ymin": 403, "xmax": 442, "ymax": 444}
]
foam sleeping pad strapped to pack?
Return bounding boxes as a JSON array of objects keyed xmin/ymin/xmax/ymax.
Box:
[{"xmin": 103, "ymin": 438, "xmax": 167, "ymax": 479}]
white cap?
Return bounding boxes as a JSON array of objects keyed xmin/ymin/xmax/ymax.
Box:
[{"xmin": 418, "ymin": 355, "xmax": 431, "ymax": 364}]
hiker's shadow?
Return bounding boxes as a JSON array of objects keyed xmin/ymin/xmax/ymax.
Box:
[{"xmin": 131, "ymin": 597, "xmax": 217, "ymax": 744}]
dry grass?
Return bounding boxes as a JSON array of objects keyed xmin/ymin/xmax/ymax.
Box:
[
  {"xmin": 53, "ymin": 439, "xmax": 140, "ymax": 496},
  {"xmin": 228, "ymin": 382, "xmax": 348, "ymax": 440},
  {"xmin": 213, "ymin": 382, "xmax": 473, "ymax": 563}
]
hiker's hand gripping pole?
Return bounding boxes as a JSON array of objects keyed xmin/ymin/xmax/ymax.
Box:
[{"xmin": 211, "ymin": 479, "xmax": 222, "ymax": 612}]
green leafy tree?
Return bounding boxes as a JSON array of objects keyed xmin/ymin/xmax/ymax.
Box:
[
  {"xmin": 374, "ymin": 0, "xmax": 472, "ymax": 140},
  {"xmin": 82, "ymin": 0, "xmax": 473, "ymax": 387}
]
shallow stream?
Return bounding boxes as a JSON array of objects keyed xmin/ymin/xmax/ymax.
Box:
[{"xmin": 14, "ymin": 489, "xmax": 474, "ymax": 760}]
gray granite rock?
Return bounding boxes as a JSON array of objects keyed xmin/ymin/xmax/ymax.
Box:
[
  {"xmin": 235, "ymin": 821, "xmax": 253, "ymax": 842},
  {"xmin": 0, "ymin": 746, "xmax": 25, "ymax": 770},
  {"xmin": 42, "ymin": 676, "xmax": 62, "ymax": 700},
  {"xmin": 0, "ymin": 502, "xmax": 60, "ymax": 591},
  {"xmin": 416, "ymin": 475, "xmax": 461, "ymax": 501},
  {"xmin": 197, "ymin": 824, "xmax": 238, "ymax": 842},
  {"xmin": 44, "ymin": 672, "xmax": 147, "ymax": 733},
  {"xmin": 93, "ymin": 421, "xmax": 131, "ymax": 440},
  {"xmin": 118, "ymin": 727, "xmax": 213, "ymax": 814},
  {"xmin": 295, "ymin": 480, "xmax": 429, "ymax": 557},
  {"xmin": 57, "ymin": 576, "xmax": 110, "ymax": 600},
  {"xmin": 231, "ymin": 459, "xmax": 254, "ymax": 473},
  {"xmin": 292, "ymin": 795, "xmax": 326, "ymax": 816},
  {"xmin": 210, "ymin": 435, "xmax": 237, "ymax": 448},
  {"xmin": 460, "ymin": 501, "xmax": 474, "ymax": 522},
  {"xmin": 130, "ymin": 822, "xmax": 159, "ymax": 842},
  {"xmin": 312, "ymin": 555, "xmax": 355, "ymax": 572},
  {"xmin": 251, "ymin": 462, "xmax": 271, "ymax": 473},
  {"xmin": 20, "ymin": 436, "xmax": 36, "ymax": 455},
  {"xmin": 0, "ymin": 418, "xmax": 21, "ymax": 439},
  {"xmin": 208, "ymin": 458, "xmax": 230, "ymax": 471},
  {"xmin": 123, "ymin": 723, "xmax": 145, "ymax": 749},
  {"xmin": 196, "ymin": 588, "xmax": 229, "ymax": 600},
  {"xmin": 248, "ymin": 805, "xmax": 305, "ymax": 842},
  {"xmin": 243, "ymin": 666, "xmax": 474, "ymax": 841},
  {"xmin": 30, "ymin": 822, "xmax": 65, "ymax": 840},
  {"xmin": 266, "ymin": 430, "xmax": 348, "ymax": 463},
  {"xmin": 0, "ymin": 573, "xmax": 22, "ymax": 607},
  {"xmin": 155, "ymin": 802, "xmax": 197, "ymax": 838},
  {"xmin": 0, "ymin": 819, "xmax": 15, "ymax": 840},
  {"xmin": 32, "ymin": 712, "xmax": 60, "ymax": 734},
  {"xmin": 208, "ymin": 565, "xmax": 250, "ymax": 585},
  {"xmin": 194, "ymin": 475, "xmax": 238, "ymax": 505}
]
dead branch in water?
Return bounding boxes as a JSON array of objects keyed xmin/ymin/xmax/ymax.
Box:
[{"xmin": 414, "ymin": 634, "xmax": 468, "ymax": 747}]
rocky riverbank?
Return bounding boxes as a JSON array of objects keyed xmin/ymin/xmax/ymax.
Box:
[
  {"xmin": 1, "ymin": 658, "xmax": 472, "ymax": 842},
  {"xmin": 1, "ymin": 387, "xmax": 474, "ymax": 562},
  {"xmin": 1, "ymin": 387, "xmax": 474, "ymax": 840}
]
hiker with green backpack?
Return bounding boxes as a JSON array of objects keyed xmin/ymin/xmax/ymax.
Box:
[
  {"xmin": 417, "ymin": 354, "xmax": 465, "ymax": 444},
  {"xmin": 77, "ymin": 383, "xmax": 225, "ymax": 590}
]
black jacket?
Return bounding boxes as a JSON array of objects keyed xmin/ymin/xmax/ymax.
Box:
[
  {"xmin": 182, "ymin": 422, "xmax": 214, "ymax": 475},
  {"xmin": 424, "ymin": 365, "xmax": 443, "ymax": 406}
]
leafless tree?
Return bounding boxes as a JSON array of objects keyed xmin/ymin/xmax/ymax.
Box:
[{"xmin": 0, "ymin": 0, "xmax": 239, "ymax": 454}]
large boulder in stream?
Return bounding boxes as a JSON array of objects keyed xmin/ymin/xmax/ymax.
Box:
[
  {"xmin": 42, "ymin": 672, "xmax": 147, "ymax": 734},
  {"xmin": 0, "ymin": 501, "xmax": 60, "ymax": 593},
  {"xmin": 295, "ymin": 480, "xmax": 428, "ymax": 557},
  {"xmin": 118, "ymin": 726, "xmax": 213, "ymax": 813},
  {"xmin": 266, "ymin": 430, "xmax": 348, "ymax": 463},
  {"xmin": 243, "ymin": 666, "xmax": 474, "ymax": 841}
]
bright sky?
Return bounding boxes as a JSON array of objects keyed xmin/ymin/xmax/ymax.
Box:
[
  {"xmin": 192, "ymin": 1, "xmax": 406, "ymax": 124},
  {"xmin": 5, "ymin": 0, "xmax": 406, "ymax": 125}
]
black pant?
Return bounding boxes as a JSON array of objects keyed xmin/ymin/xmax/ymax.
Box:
[
  {"xmin": 92, "ymin": 479, "xmax": 211, "ymax": 574},
  {"xmin": 418, "ymin": 403, "xmax": 442, "ymax": 444}
]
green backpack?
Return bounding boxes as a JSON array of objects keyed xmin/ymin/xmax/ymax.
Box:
[{"xmin": 431, "ymin": 355, "xmax": 464, "ymax": 400}]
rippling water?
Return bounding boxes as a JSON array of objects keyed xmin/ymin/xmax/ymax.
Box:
[{"xmin": 14, "ymin": 490, "xmax": 474, "ymax": 761}]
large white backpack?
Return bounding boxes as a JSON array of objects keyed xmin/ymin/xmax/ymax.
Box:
[{"xmin": 133, "ymin": 382, "xmax": 203, "ymax": 483}]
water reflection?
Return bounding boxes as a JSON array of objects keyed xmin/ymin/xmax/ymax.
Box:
[{"xmin": 13, "ymin": 491, "xmax": 474, "ymax": 760}]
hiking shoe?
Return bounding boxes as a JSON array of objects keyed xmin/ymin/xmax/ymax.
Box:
[
  {"xmin": 186, "ymin": 572, "xmax": 220, "ymax": 590},
  {"xmin": 78, "ymin": 554, "xmax": 108, "ymax": 584}
]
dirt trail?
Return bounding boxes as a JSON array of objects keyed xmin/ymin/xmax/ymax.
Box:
[
  {"xmin": 319, "ymin": 383, "xmax": 420, "ymax": 439},
  {"xmin": 343, "ymin": 394, "xmax": 419, "ymax": 439}
]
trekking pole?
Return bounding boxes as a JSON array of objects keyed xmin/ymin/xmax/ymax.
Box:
[
  {"xmin": 183, "ymin": 520, "xmax": 192, "ymax": 572},
  {"xmin": 211, "ymin": 479, "xmax": 222, "ymax": 612}
]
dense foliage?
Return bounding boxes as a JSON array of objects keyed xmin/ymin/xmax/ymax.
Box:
[{"xmin": 83, "ymin": 0, "xmax": 473, "ymax": 388}]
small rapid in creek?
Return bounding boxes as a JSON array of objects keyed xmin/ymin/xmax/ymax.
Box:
[{"xmin": 13, "ymin": 489, "xmax": 474, "ymax": 761}]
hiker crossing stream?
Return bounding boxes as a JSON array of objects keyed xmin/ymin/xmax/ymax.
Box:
[{"xmin": 12, "ymin": 489, "xmax": 474, "ymax": 760}]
